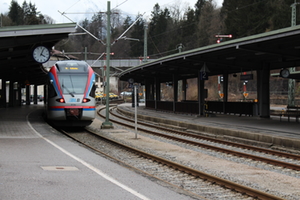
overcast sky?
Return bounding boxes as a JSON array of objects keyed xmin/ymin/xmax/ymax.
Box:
[{"xmin": 1, "ymin": 0, "xmax": 223, "ymax": 23}]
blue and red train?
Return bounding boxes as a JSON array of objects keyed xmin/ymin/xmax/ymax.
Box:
[{"xmin": 45, "ymin": 60, "xmax": 96, "ymax": 126}]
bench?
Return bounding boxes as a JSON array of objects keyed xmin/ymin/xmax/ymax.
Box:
[
  {"xmin": 271, "ymin": 106, "xmax": 300, "ymax": 122},
  {"xmin": 271, "ymin": 109, "xmax": 285, "ymax": 121},
  {"xmin": 285, "ymin": 106, "xmax": 300, "ymax": 122}
]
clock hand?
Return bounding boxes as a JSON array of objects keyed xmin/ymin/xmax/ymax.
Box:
[{"xmin": 40, "ymin": 48, "xmax": 45, "ymax": 56}]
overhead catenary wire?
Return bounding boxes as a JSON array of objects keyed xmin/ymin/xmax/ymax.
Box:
[
  {"xmin": 58, "ymin": 10, "xmax": 106, "ymax": 45},
  {"xmin": 111, "ymin": 13, "xmax": 145, "ymax": 46},
  {"xmin": 112, "ymin": 0, "xmax": 129, "ymax": 10},
  {"xmin": 61, "ymin": 0, "xmax": 81, "ymax": 13}
]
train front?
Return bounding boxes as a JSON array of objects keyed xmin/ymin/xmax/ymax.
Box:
[{"xmin": 46, "ymin": 61, "xmax": 96, "ymax": 126}]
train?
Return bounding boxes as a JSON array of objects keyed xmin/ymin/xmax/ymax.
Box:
[{"xmin": 45, "ymin": 60, "xmax": 96, "ymax": 126}]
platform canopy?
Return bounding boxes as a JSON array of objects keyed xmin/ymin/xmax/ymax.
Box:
[
  {"xmin": 0, "ymin": 23, "xmax": 76, "ymax": 85},
  {"xmin": 119, "ymin": 25, "xmax": 300, "ymax": 83}
]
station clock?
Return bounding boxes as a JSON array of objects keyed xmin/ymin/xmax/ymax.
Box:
[
  {"xmin": 280, "ymin": 69, "xmax": 290, "ymax": 78},
  {"xmin": 32, "ymin": 45, "xmax": 51, "ymax": 63},
  {"xmin": 128, "ymin": 78, "xmax": 134, "ymax": 84}
]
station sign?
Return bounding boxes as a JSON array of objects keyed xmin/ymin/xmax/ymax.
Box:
[
  {"xmin": 215, "ymin": 34, "xmax": 232, "ymax": 38},
  {"xmin": 240, "ymin": 74, "xmax": 253, "ymax": 80},
  {"xmin": 200, "ymin": 72, "xmax": 209, "ymax": 80}
]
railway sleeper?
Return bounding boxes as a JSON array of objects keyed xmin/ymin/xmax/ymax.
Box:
[{"xmin": 157, "ymin": 123, "xmax": 187, "ymax": 131}]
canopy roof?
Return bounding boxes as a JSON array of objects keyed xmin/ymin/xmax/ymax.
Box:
[
  {"xmin": 0, "ymin": 23, "xmax": 76, "ymax": 85},
  {"xmin": 119, "ymin": 25, "xmax": 300, "ymax": 83}
]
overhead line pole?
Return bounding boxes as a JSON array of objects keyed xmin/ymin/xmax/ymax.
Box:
[
  {"xmin": 288, "ymin": 0, "xmax": 299, "ymax": 107},
  {"xmin": 143, "ymin": 24, "xmax": 148, "ymax": 63},
  {"xmin": 101, "ymin": 1, "xmax": 113, "ymax": 129}
]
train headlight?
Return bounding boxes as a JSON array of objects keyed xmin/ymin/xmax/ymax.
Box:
[
  {"xmin": 82, "ymin": 98, "xmax": 90, "ymax": 103},
  {"xmin": 56, "ymin": 98, "xmax": 65, "ymax": 103}
]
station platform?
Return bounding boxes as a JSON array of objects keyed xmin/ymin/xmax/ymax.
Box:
[
  {"xmin": 117, "ymin": 103, "xmax": 300, "ymax": 152},
  {"xmin": 0, "ymin": 104, "xmax": 194, "ymax": 200}
]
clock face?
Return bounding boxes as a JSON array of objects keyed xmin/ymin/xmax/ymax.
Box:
[
  {"xmin": 32, "ymin": 46, "xmax": 50, "ymax": 63},
  {"xmin": 128, "ymin": 78, "xmax": 134, "ymax": 83},
  {"xmin": 280, "ymin": 69, "xmax": 290, "ymax": 78}
]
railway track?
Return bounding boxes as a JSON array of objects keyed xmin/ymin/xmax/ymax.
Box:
[
  {"xmin": 59, "ymin": 126, "xmax": 283, "ymax": 200},
  {"xmin": 103, "ymin": 106, "xmax": 300, "ymax": 173},
  {"xmin": 93, "ymin": 105, "xmax": 300, "ymax": 199}
]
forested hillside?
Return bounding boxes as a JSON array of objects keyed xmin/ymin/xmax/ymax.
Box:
[{"xmin": 2, "ymin": 0, "xmax": 297, "ymax": 58}]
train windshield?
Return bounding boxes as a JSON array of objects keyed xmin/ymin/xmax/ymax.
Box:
[{"xmin": 58, "ymin": 74, "xmax": 88, "ymax": 95}]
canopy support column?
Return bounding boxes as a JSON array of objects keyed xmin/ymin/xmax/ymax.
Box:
[
  {"xmin": 173, "ymin": 74, "xmax": 178, "ymax": 112},
  {"xmin": 257, "ymin": 65, "xmax": 270, "ymax": 118},
  {"xmin": 198, "ymin": 71, "xmax": 205, "ymax": 116},
  {"xmin": 155, "ymin": 77, "xmax": 160, "ymax": 110}
]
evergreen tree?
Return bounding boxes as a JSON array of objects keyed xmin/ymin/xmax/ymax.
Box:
[
  {"xmin": 77, "ymin": 18, "xmax": 90, "ymax": 54},
  {"xmin": 7, "ymin": 0, "xmax": 49, "ymax": 25},
  {"xmin": 8, "ymin": 0, "xmax": 23, "ymax": 25},
  {"xmin": 148, "ymin": 4, "xmax": 172, "ymax": 57},
  {"xmin": 90, "ymin": 12, "xmax": 103, "ymax": 40},
  {"xmin": 0, "ymin": 13, "xmax": 13, "ymax": 26},
  {"xmin": 265, "ymin": 0, "xmax": 294, "ymax": 30},
  {"xmin": 183, "ymin": 8, "xmax": 198, "ymax": 49},
  {"xmin": 129, "ymin": 17, "xmax": 144, "ymax": 57},
  {"xmin": 181, "ymin": 7, "xmax": 196, "ymax": 40},
  {"xmin": 195, "ymin": 0, "xmax": 207, "ymax": 20},
  {"xmin": 23, "ymin": 2, "xmax": 40, "ymax": 25},
  {"xmin": 222, "ymin": 0, "xmax": 295, "ymax": 38},
  {"xmin": 123, "ymin": 16, "xmax": 133, "ymax": 30},
  {"xmin": 197, "ymin": 1, "xmax": 216, "ymax": 46},
  {"xmin": 112, "ymin": 16, "xmax": 132, "ymax": 58}
]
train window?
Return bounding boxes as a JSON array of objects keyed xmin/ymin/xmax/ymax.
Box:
[
  {"xmin": 56, "ymin": 62, "xmax": 88, "ymax": 72},
  {"xmin": 89, "ymin": 84, "xmax": 96, "ymax": 98},
  {"xmin": 58, "ymin": 74, "xmax": 88, "ymax": 94},
  {"xmin": 48, "ymin": 81, "xmax": 57, "ymax": 98}
]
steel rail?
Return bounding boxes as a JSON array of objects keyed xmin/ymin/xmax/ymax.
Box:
[
  {"xmin": 115, "ymin": 106, "xmax": 300, "ymax": 161},
  {"xmin": 99, "ymin": 108, "xmax": 286, "ymax": 200},
  {"xmin": 99, "ymin": 106, "xmax": 300, "ymax": 171},
  {"xmin": 59, "ymin": 128, "xmax": 207, "ymax": 200}
]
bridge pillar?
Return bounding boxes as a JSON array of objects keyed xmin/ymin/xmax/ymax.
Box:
[{"xmin": 109, "ymin": 76, "xmax": 119, "ymax": 93}]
